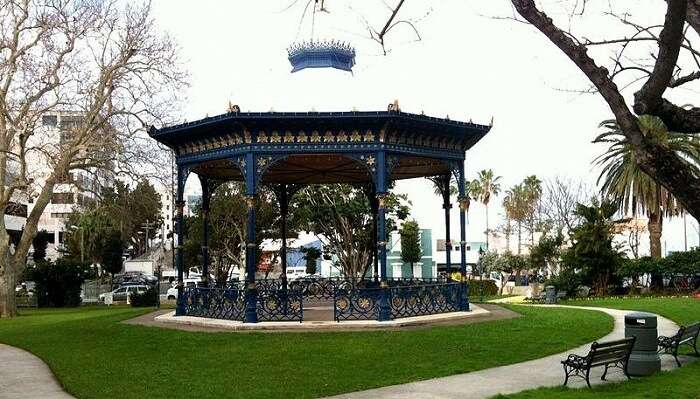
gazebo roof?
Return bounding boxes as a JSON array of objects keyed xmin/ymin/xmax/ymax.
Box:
[
  {"xmin": 149, "ymin": 110, "xmax": 490, "ymax": 149},
  {"xmin": 149, "ymin": 110, "xmax": 491, "ymax": 185}
]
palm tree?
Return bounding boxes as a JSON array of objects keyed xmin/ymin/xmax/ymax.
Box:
[
  {"xmin": 502, "ymin": 184, "xmax": 529, "ymax": 254},
  {"xmin": 523, "ymin": 175, "xmax": 542, "ymax": 247},
  {"xmin": 469, "ymin": 169, "xmax": 502, "ymax": 250},
  {"xmin": 594, "ymin": 115, "xmax": 700, "ymax": 259}
]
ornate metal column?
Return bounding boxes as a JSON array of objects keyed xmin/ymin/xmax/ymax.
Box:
[
  {"xmin": 244, "ymin": 152, "xmax": 258, "ymax": 323},
  {"xmin": 441, "ymin": 174, "xmax": 452, "ymax": 280},
  {"xmin": 175, "ymin": 165, "xmax": 187, "ymax": 316},
  {"xmin": 376, "ymin": 151, "xmax": 391, "ymax": 321},
  {"xmin": 199, "ymin": 176, "xmax": 211, "ymax": 286},
  {"xmin": 457, "ymin": 162, "xmax": 470, "ymax": 311},
  {"xmin": 278, "ymin": 184, "xmax": 289, "ymax": 291},
  {"xmin": 371, "ymin": 193, "xmax": 379, "ymax": 281}
]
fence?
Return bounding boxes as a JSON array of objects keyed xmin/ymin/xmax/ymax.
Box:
[{"xmin": 81, "ymin": 281, "xmax": 112, "ymax": 303}]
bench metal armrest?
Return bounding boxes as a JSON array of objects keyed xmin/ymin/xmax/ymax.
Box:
[{"xmin": 562, "ymin": 353, "xmax": 589, "ymax": 369}]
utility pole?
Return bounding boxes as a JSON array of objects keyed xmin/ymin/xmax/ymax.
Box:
[{"xmin": 142, "ymin": 219, "xmax": 159, "ymax": 308}]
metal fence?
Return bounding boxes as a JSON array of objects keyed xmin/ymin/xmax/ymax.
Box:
[{"xmin": 80, "ymin": 281, "xmax": 112, "ymax": 303}]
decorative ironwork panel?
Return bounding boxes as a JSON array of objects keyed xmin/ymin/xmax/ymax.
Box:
[
  {"xmin": 333, "ymin": 286, "xmax": 383, "ymax": 321},
  {"xmin": 256, "ymin": 285, "xmax": 303, "ymax": 322},
  {"xmin": 182, "ymin": 287, "xmax": 245, "ymax": 321},
  {"xmin": 289, "ymin": 277, "xmax": 354, "ymax": 300},
  {"xmin": 388, "ymin": 282, "xmax": 462, "ymax": 319}
]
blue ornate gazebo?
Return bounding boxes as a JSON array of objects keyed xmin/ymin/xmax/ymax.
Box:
[{"xmin": 149, "ymin": 105, "xmax": 490, "ymax": 323}]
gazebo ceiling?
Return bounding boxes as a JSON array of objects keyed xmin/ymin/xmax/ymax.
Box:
[{"xmin": 191, "ymin": 154, "xmax": 450, "ymax": 184}]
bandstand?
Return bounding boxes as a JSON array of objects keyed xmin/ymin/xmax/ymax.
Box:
[{"xmin": 149, "ymin": 106, "xmax": 490, "ymax": 323}]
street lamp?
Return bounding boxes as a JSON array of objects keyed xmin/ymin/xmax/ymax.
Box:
[{"xmin": 478, "ymin": 247, "xmax": 485, "ymax": 303}]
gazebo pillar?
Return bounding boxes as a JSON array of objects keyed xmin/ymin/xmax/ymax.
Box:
[
  {"xmin": 376, "ymin": 151, "xmax": 391, "ymax": 321},
  {"xmin": 175, "ymin": 166, "xmax": 186, "ymax": 316},
  {"xmin": 199, "ymin": 176, "xmax": 211, "ymax": 286},
  {"xmin": 457, "ymin": 162, "xmax": 470, "ymax": 311},
  {"xmin": 441, "ymin": 175, "xmax": 452, "ymax": 280},
  {"xmin": 244, "ymin": 152, "xmax": 258, "ymax": 323},
  {"xmin": 279, "ymin": 184, "xmax": 289, "ymax": 291}
]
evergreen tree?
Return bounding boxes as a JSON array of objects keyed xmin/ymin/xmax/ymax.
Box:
[
  {"xmin": 101, "ymin": 230, "xmax": 124, "ymax": 278},
  {"xmin": 31, "ymin": 231, "xmax": 50, "ymax": 263},
  {"xmin": 399, "ymin": 220, "xmax": 422, "ymax": 271}
]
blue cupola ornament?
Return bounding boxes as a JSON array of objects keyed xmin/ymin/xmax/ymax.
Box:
[
  {"xmin": 287, "ymin": 40, "xmax": 356, "ymax": 73},
  {"xmin": 287, "ymin": 0, "xmax": 356, "ymax": 73}
]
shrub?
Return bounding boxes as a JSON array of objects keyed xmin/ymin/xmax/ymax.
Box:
[
  {"xmin": 545, "ymin": 268, "xmax": 581, "ymax": 296},
  {"xmin": 467, "ymin": 279, "xmax": 498, "ymax": 297},
  {"xmin": 130, "ymin": 286, "xmax": 158, "ymax": 307},
  {"xmin": 29, "ymin": 257, "xmax": 88, "ymax": 307}
]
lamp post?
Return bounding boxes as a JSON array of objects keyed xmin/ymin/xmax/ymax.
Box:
[{"xmin": 478, "ymin": 247, "xmax": 485, "ymax": 303}]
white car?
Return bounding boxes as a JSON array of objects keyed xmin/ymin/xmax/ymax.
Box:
[
  {"xmin": 99, "ymin": 285, "xmax": 149, "ymax": 302},
  {"xmin": 165, "ymin": 278, "xmax": 202, "ymax": 300}
]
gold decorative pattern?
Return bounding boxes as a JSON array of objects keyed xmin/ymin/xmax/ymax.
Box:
[
  {"xmin": 337, "ymin": 130, "xmax": 348, "ymax": 142},
  {"xmin": 377, "ymin": 194, "xmax": 387, "ymax": 208},
  {"xmin": 257, "ymin": 131, "xmax": 269, "ymax": 143},
  {"xmin": 270, "ymin": 131, "xmax": 281, "ymax": 143},
  {"xmin": 244, "ymin": 131, "xmax": 252, "ymax": 143},
  {"xmin": 284, "ymin": 131, "xmax": 295, "ymax": 143},
  {"xmin": 298, "ymin": 131, "xmax": 308, "ymax": 142},
  {"xmin": 323, "ymin": 130, "xmax": 335, "ymax": 142},
  {"xmin": 365, "ymin": 155, "xmax": 376, "ymax": 166},
  {"xmin": 310, "ymin": 131, "xmax": 321, "ymax": 142},
  {"xmin": 350, "ymin": 130, "xmax": 361, "ymax": 142},
  {"xmin": 246, "ymin": 196, "xmax": 255, "ymax": 209},
  {"xmin": 363, "ymin": 129, "xmax": 375, "ymax": 141},
  {"xmin": 459, "ymin": 197, "xmax": 470, "ymax": 212}
]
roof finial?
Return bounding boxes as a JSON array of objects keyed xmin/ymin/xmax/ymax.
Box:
[
  {"xmin": 490, "ymin": 116, "xmax": 494, "ymax": 126},
  {"xmin": 227, "ymin": 101, "xmax": 240, "ymax": 113},
  {"xmin": 387, "ymin": 99, "xmax": 400, "ymax": 112}
]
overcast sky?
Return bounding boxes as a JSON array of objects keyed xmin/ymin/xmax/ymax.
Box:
[{"xmin": 151, "ymin": 0, "xmax": 700, "ymax": 253}]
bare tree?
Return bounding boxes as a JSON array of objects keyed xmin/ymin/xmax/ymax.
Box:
[
  {"xmin": 509, "ymin": 0, "xmax": 700, "ymax": 222},
  {"xmin": 540, "ymin": 177, "xmax": 593, "ymax": 238},
  {"xmin": 0, "ymin": 0, "xmax": 186, "ymax": 317}
]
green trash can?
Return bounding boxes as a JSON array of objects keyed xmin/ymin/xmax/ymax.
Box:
[{"xmin": 625, "ymin": 312, "xmax": 661, "ymax": 376}]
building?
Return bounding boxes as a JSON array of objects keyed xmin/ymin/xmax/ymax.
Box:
[{"xmin": 28, "ymin": 111, "xmax": 115, "ymax": 259}]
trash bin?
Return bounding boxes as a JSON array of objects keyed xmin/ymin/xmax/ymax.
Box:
[
  {"xmin": 545, "ymin": 286, "xmax": 556, "ymax": 304},
  {"xmin": 625, "ymin": 312, "xmax": 661, "ymax": 376}
]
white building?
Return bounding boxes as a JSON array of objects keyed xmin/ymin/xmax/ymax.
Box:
[{"xmin": 27, "ymin": 111, "xmax": 115, "ymax": 259}]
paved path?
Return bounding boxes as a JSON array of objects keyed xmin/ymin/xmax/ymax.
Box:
[
  {"xmin": 326, "ymin": 305, "xmax": 690, "ymax": 399},
  {"xmin": 0, "ymin": 344, "xmax": 74, "ymax": 399}
]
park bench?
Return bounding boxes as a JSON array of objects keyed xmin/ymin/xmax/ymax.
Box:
[
  {"xmin": 561, "ymin": 337, "xmax": 635, "ymax": 388},
  {"xmin": 657, "ymin": 322, "xmax": 700, "ymax": 367}
]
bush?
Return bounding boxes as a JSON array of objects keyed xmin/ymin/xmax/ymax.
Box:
[
  {"xmin": 467, "ymin": 279, "xmax": 498, "ymax": 297},
  {"xmin": 545, "ymin": 268, "xmax": 581, "ymax": 297},
  {"xmin": 130, "ymin": 286, "xmax": 158, "ymax": 307},
  {"xmin": 29, "ymin": 257, "xmax": 88, "ymax": 307}
]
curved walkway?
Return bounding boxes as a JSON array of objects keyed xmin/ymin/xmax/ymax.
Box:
[
  {"xmin": 0, "ymin": 344, "xmax": 73, "ymax": 399},
  {"xmin": 325, "ymin": 305, "xmax": 688, "ymax": 399}
]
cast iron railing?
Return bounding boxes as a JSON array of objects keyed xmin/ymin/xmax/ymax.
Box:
[
  {"xmin": 333, "ymin": 286, "xmax": 383, "ymax": 321},
  {"xmin": 182, "ymin": 286, "xmax": 246, "ymax": 320},
  {"xmin": 257, "ymin": 286, "xmax": 303, "ymax": 322},
  {"xmin": 388, "ymin": 282, "xmax": 462, "ymax": 319}
]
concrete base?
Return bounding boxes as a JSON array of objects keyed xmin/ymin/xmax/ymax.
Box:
[
  {"xmin": 154, "ymin": 305, "xmax": 490, "ymax": 332},
  {"xmin": 628, "ymin": 352, "xmax": 662, "ymax": 376}
]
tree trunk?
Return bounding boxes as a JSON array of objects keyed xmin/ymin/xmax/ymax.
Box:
[
  {"xmin": 517, "ymin": 221, "xmax": 522, "ymax": 255},
  {"xmin": 648, "ymin": 210, "xmax": 664, "ymax": 290},
  {"xmin": 0, "ymin": 266, "xmax": 17, "ymax": 318},
  {"xmin": 648, "ymin": 211, "xmax": 663, "ymax": 259},
  {"xmin": 485, "ymin": 206, "xmax": 490, "ymax": 251}
]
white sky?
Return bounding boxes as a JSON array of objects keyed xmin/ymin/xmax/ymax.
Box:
[{"xmin": 151, "ymin": 0, "xmax": 700, "ymax": 254}]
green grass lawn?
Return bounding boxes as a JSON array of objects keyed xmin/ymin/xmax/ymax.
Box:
[
  {"xmin": 496, "ymin": 297, "xmax": 700, "ymax": 399},
  {"xmin": 0, "ymin": 305, "xmax": 611, "ymax": 399}
]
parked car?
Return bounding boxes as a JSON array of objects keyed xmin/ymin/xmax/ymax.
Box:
[
  {"xmin": 99, "ymin": 284, "xmax": 150, "ymax": 302},
  {"xmin": 165, "ymin": 278, "xmax": 203, "ymax": 300}
]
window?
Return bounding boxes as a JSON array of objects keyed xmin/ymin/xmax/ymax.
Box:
[
  {"xmin": 115, "ymin": 288, "xmax": 127, "ymax": 294},
  {"xmin": 4, "ymin": 202, "xmax": 27, "ymax": 217},
  {"xmin": 51, "ymin": 192, "xmax": 74, "ymax": 204},
  {"xmin": 42, "ymin": 115, "xmax": 57, "ymax": 127}
]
